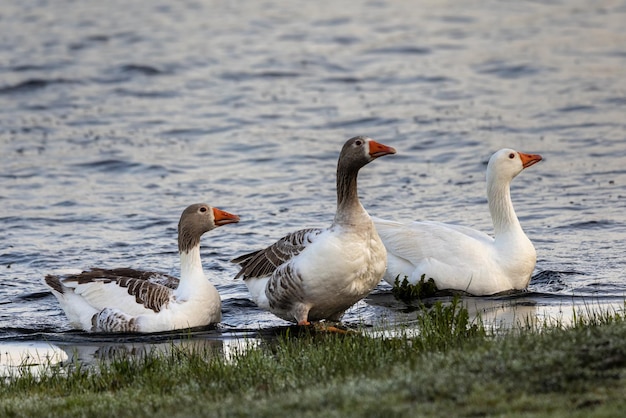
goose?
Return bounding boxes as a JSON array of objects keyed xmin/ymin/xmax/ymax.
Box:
[
  {"xmin": 232, "ymin": 136, "xmax": 396, "ymax": 325},
  {"xmin": 44, "ymin": 203, "xmax": 240, "ymax": 332},
  {"xmin": 373, "ymin": 148, "xmax": 542, "ymax": 296}
]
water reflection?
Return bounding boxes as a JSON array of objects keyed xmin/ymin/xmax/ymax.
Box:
[
  {"xmin": 0, "ymin": 341, "xmax": 68, "ymax": 378},
  {"xmin": 2, "ymin": 293, "xmax": 624, "ymax": 377},
  {"xmin": 364, "ymin": 291, "xmax": 626, "ymax": 338},
  {"xmin": 0, "ymin": 330, "xmax": 263, "ymax": 377}
]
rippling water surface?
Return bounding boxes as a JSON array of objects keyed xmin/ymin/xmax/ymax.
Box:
[{"xmin": 1, "ymin": 0, "xmax": 625, "ymax": 369}]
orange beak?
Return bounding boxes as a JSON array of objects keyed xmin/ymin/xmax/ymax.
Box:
[
  {"xmin": 519, "ymin": 152, "xmax": 543, "ymax": 169},
  {"xmin": 212, "ymin": 207, "xmax": 240, "ymax": 226},
  {"xmin": 368, "ymin": 140, "xmax": 397, "ymax": 158}
]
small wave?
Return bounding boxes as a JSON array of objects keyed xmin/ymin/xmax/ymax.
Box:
[
  {"xmin": 10, "ymin": 62, "xmax": 69, "ymax": 72},
  {"xmin": 160, "ymin": 126, "xmax": 237, "ymax": 137},
  {"xmin": 113, "ymin": 88, "xmax": 178, "ymax": 98},
  {"xmin": 530, "ymin": 270, "xmax": 584, "ymax": 292},
  {"xmin": 379, "ymin": 75, "xmax": 453, "ymax": 85},
  {"xmin": 51, "ymin": 200, "xmax": 78, "ymax": 207},
  {"xmin": 322, "ymin": 116, "xmax": 401, "ymax": 129},
  {"xmin": 365, "ymin": 46, "xmax": 431, "ymax": 55},
  {"xmin": 556, "ymin": 220, "xmax": 618, "ymax": 230},
  {"xmin": 72, "ymin": 159, "xmax": 141, "ymax": 172},
  {"xmin": 557, "ymin": 105, "xmax": 596, "ymax": 113},
  {"xmin": 313, "ymin": 17, "xmax": 351, "ymax": 27},
  {"xmin": 15, "ymin": 291, "xmax": 50, "ymax": 301},
  {"xmin": 322, "ymin": 76, "xmax": 369, "ymax": 84},
  {"xmin": 331, "ymin": 36, "xmax": 361, "ymax": 45},
  {"xmin": 603, "ymin": 96, "xmax": 626, "ymax": 106},
  {"xmin": 220, "ymin": 71, "xmax": 302, "ymax": 81},
  {"xmin": 119, "ymin": 64, "xmax": 164, "ymax": 76},
  {"xmin": 438, "ymin": 15, "xmax": 476, "ymax": 24},
  {"xmin": 474, "ymin": 60, "xmax": 545, "ymax": 79},
  {"xmin": 67, "ymin": 34, "xmax": 110, "ymax": 51},
  {"xmin": 70, "ymin": 159, "xmax": 168, "ymax": 175},
  {"xmin": 0, "ymin": 78, "xmax": 75, "ymax": 95}
]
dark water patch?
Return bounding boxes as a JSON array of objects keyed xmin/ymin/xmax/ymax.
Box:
[
  {"xmin": 0, "ymin": 325, "xmax": 222, "ymax": 344},
  {"xmin": 478, "ymin": 122, "xmax": 606, "ymax": 135},
  {"xmin": 531, "ymin": 270, "xmax": 582, "ymax": 291},
  {"xmin": 160, "ymin": 126, "xmax": 237, "ymax": 137},
  {"xmin": 221, "ymin": 299, "xmax": 258, "ymax": 314},
  {"xmin": 68, "ymin": 34, "xmax": 110, "ymax": 51},
  {"xmin": 557, "ymin": 105, "xmax": 596, "ymax": 113},
  {"xmin": 51, "ymin": 200, "xmax": 78, "ymax": 207},
  {"xmin": 300, "ymin": 58, "xmax": 348, "ymax": 73},
  {"xmin": 0, "ymin": 327, "xmax": 66, "ymax": 340},
  {"xmin": 69, "ymin": 159, "xmax": 170, "ymax": 177},
  {"xmin": 86, "ymin": 34, "xmax": 110, "ymax": 43},
  {"xmin": 0, "ymin": 170, "xmax": 40, "ymax": 180},
  {"xmin": 0, "ymin": 78, "xmax": 77, "ymax": 95},
  {"xmin": 331, "ymin": 36, "xmax": 361, "ymax": 45},
  {"xmin": 433, "ymin": 43, "xmax": 466, "ymax": 50},
  {"xmin": 127, "ymin": 218, "xmax": 170, "ymax": 231},
  {"xmin": 119, "ymin": 64, "xmax": 166, "ymax": 76},
  {"xmin": 113, "ymin": 88, "xmax": 179, "ymax": 98},
  {"xmin": 438, "ymin": 15, "xmax": 476, "ymax": 24},
  {"xmin": 603, "ymin": 96, "xmax": 626, "ymax": 106},
  {"xmin": 380, "ymin": 75, "xmax": 453, "ymax": 85},
  {"xmin": 14, "ymin": 291, "xmax": 49, "ymax": 301},
  {"xmin": 72, "ymin": 159, "xmax": 141, "ymax": 173},
  {"xmin": 556, "ymin": 220, "xmax": 618, "ymax": 230},
  {"xmin": 322, "ymin": 116, "xmax": 401, "ymax": 129},
  {"xmin": 220, "ymin": 71, "xmax": 302, "ymax": 81},
  {"xmin": 313, "ymin": 17, "xmax": 351, "ymax": 27},
  {"xmin": 1, "ymin": 216, "xmax": 96, "ymax": 228},
  {"xmin": 433, "ymin": 88, "xmax": 473, "ymax": 101},
  {"xmin": 9, "ymin": 62, "xmax": 71, "ymax": 72},
  {"xmin": 474, "ymin": 60, "xmax": 545, "ymax": 79},
  {"xmin": 365, "ymin": 46, "xmax": 432, "ymax": 55},
  {"xmin": 279, "ymin": 33, "xmax": 307, "ymax": 42},
  {"xmin": 607, "ymin": 49, "xmax": 626, "ymax": 58},
  {"xmin": 322, "ymin": 76, "xmax": 369, "ymax": 84}
]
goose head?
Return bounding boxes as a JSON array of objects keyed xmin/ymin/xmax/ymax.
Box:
[
  {"xmin": 338, "ymin": 136, "xmax": 397, "ymax": 171},
  {"xmin": 178, "ymin": 204, "xmax": 240, "ymax": 253},
  {"xmin": 487, "ymin": 148, "xmax": 542, "ymax": 185}
]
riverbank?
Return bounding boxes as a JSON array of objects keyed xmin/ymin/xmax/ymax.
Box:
[{"xmin": 1, "ymin": 300, "xmax": 625, "ymax": 417}]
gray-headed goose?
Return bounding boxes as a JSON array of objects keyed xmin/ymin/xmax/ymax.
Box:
[
  {"xmin": 232, "ymin": 136, "xmax": 396, "ymax": 325},
  {"xmin": 45, "ymin": 203, "xmax": 239, "ymax": 332}
]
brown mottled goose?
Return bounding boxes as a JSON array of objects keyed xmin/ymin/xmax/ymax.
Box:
[
  {"xmin": 232, "ymin": 136, "xmax": 396, "ymax": 325},
  {"xmin": 373, "ymin": 148, "xmax": 542, "ymax": 295},
  {"xmin": 45, "ymin": 204, "xmax": 239, "ymax": 332}
]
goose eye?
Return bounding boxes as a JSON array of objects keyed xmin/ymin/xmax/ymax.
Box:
[
  {"xmin": 508, "ymin": 153, "xmax": 515, "ymax": 159},
  {"xmin": 355, "ymin": 139, "xmax": 363, "ymax": 146},
  {"xmin": 199, "ymin": 206, "xmax": 208, "ymax": 213}
]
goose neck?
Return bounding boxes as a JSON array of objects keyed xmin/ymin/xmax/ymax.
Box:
[
  {"xmin": 487, "ymin": 179, "xmax": 522, "ymax": 237},
  {"xmin": 176, "ymin": 246, "xmax": 206, "ymax": 298},
  {"xmin": 334, "ymin": 165, "xmax": 367, "ymax": 226}
]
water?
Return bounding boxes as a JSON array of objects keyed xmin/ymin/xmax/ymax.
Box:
[{"xmin": 1, "ymin": 0, "xmax": 625, "ymax": 370}]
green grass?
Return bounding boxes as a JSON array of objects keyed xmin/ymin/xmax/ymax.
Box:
[{"xmin": 1, "ymin": 300, "xmax": 626, "ymax": 417}]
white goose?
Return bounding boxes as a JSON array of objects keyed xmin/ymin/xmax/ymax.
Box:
[
  {"xmin": 373, "ymin": 148, "xmax": 542, "ymax": 296},
  {"xmin": 45, "ymin": 203, "xmax": 240, "ymax": 332},
  {"xmin": 232, "ymin": 136, "xmax": 396, "ymax": 325}
]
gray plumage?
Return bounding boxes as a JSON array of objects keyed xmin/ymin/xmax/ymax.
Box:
[
  {"xmin": 44, "ymin": 203, "xmax": 239, "ymax": 333},
  {"xmin": 232, "ymin": 228, "xmax": 322, "ymax": 280},
  {"xmin": 45, "ymin": 268, "xmax": 176, "ymax": 313},
  {"xmin": 232, "ymin": 136, "xmax": 396, "ymax": 324}
]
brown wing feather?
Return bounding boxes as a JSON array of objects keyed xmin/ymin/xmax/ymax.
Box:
[
  {"xmin": 53, "ymin": 268, "xmax": 177, "ymax": 313},
  {"xmin": 232, "ymin": 228, "xmax": 323, "ymax": 280},
  {"xmin": 87, "ymin": 267, "xmax": 180, "ymax": 289}
]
